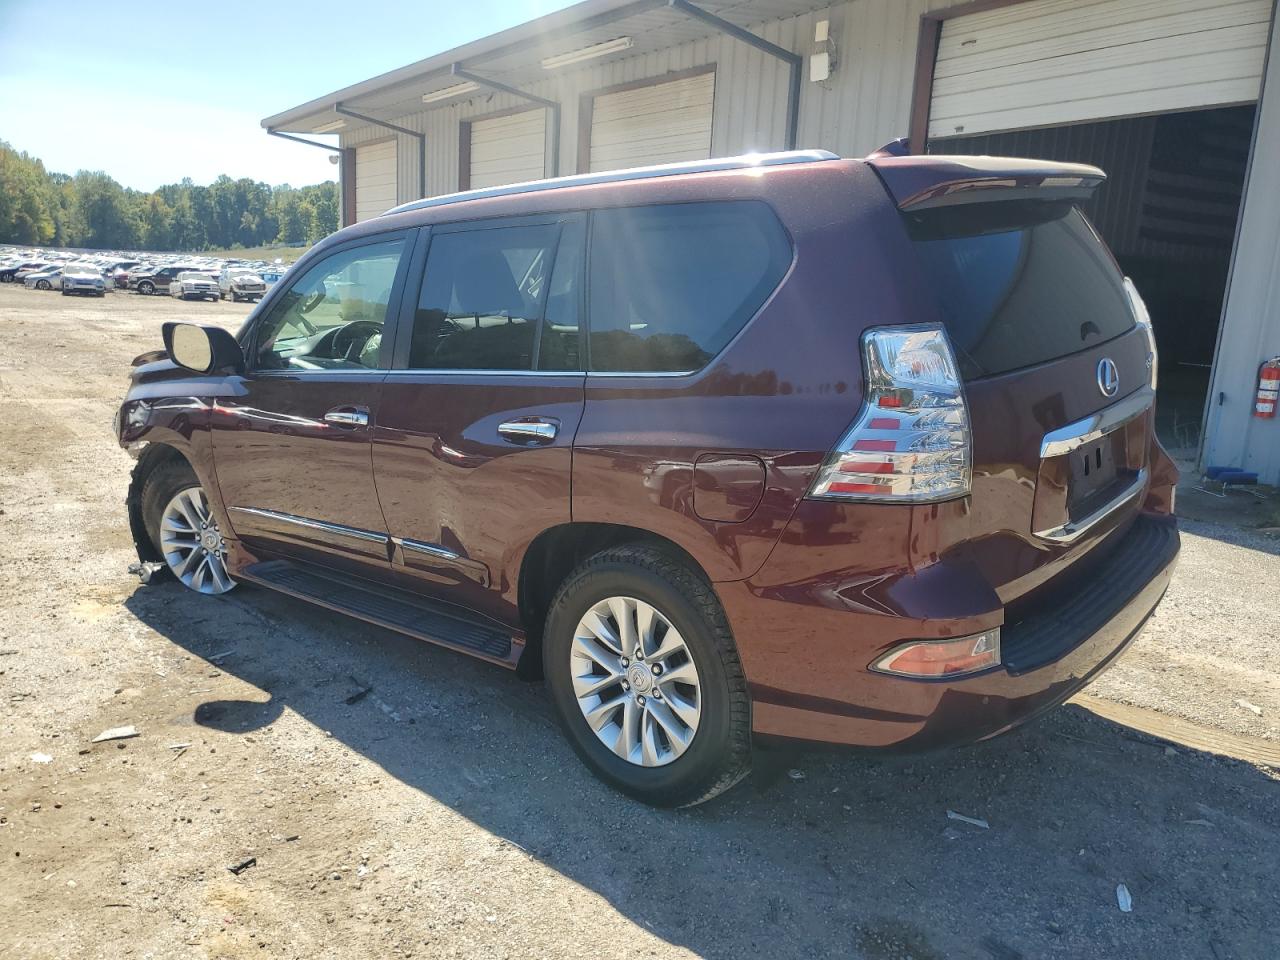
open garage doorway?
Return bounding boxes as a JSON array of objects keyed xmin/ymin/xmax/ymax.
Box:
[{"xmin": 932, "ymin": 105, "xmax": 1255, "ymax": 457}]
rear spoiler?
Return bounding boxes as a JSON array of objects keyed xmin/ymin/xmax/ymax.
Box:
[{"xmin": 863, "ymin": 154, "xmax": 1106, "ymax": 211}]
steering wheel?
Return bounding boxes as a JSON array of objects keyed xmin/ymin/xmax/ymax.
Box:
[{"xmin": 331, "ymin": 320, "xmax": 383, "ymax": 363}]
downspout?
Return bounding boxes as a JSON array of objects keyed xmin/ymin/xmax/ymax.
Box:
[
  {"xmin": 266, "ymin": 128, "xmax": 354, "ymax": 227},
  {"xmin": 667, "ymin": 0, "xmax": 802, "ymax": 151},
  {"xmin": 450, "ymin": 64, "xmax": 562, "ymax": 177},
  {"xmin": 334, "ymin": 103, "xmax": 428, "ymax": 201}
]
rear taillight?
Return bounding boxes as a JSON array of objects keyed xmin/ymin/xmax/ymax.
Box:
[
  {"xmin": 1123, "ymin": 277, "xmax": 1158, "ymax": 389},
  {"xmin": 808, "ymin": 324, "xmax": 971, "ymax": 502}
]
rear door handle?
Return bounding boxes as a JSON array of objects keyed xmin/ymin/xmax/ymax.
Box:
[
  {"xmin": 498, "ymin": 418, "xmax": 559, "ymax": 444},
  {"xmin": 324, "ymin": 406, "xmax": 369, "ymax": 428}
]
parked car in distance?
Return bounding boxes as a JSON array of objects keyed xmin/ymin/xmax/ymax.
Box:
[
  {"xmin": 258, "ymin": 265, "xmax": 286, "ymax": 290},
  {"xmin": 7, "ymin": 262, "xmax": 51, "ymax": 284},
  {"xmin": 130, "ymin": 264, "xmax": 202, "ymax": 295},
  {"xmin": 24, "ymin": 265, "xmax": 64, "ymax": 290},
  {"xmin": 1, "ymin": 260, "xmax": 49, "ymax": 283},
  {"xmin": 169, "ymin": 271, "xmax": 220, "ymax": 301},
  {"xmin": 116, "ymin": 150, "xmax": 1180, "ymax": 807},
  {"xmin": 219, "ymin": 268, "xmax": 267, "ymax": 302},
  {"xmin": 62, "ymin": 263, "xmax": 107, "ymax": 297}
]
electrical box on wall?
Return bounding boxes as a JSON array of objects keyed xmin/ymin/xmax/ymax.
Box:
[
  {"xmin": 811, "ymin": 19, "xmax": 836, "ymax": 82},
  {"xmin": 811, "ymin": 51, "xmax": 831, "ymax": 82}
]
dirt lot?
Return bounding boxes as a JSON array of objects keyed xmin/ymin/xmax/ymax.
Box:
[{"xmin": 1, "ymin": 283, "xmax": 1278, "ymax": 960}]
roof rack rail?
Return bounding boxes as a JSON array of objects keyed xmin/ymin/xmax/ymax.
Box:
[{"xmin": 384, "ymin": 149, "xmax": 840, "ymax": 216}]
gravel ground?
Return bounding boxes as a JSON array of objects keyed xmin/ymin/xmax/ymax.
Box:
[{"xmin": 1, "ymin": 283, "xmax": 1278, "ymax": 960}]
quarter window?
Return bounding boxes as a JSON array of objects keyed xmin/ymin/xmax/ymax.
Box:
[
  {"xmin": 587, "ymin": 201, "xmax": 791, "ymax": 373},
  {"xmin": 409, "ymin": 223, "xmax": 574, "ymax": 371},
  {"xmin": 254, "ymin": 238, "xmax": 405, "ymax": 371}
]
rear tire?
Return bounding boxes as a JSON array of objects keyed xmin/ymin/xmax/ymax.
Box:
[{"xmin": 542, "ymin": 545, "xmax": 751, "ymax": 807}]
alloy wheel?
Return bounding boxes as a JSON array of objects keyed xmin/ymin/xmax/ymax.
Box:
[
  {"xmin": 570, "ymin": 596, "xmax": 702, "ymax": 767},
  {"xmin": 159, "ymin": 486, "xmax": 235, "ymax": 594}
]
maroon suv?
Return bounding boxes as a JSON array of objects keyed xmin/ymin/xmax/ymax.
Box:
[{"xmin": 115, "ymin": 150, "xmax": 1179, "ymax": 806}]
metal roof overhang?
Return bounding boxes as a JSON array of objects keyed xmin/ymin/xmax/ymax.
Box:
[{"xmin": 262, "ymin": 0, "xmax": 826, "ymax": 136}]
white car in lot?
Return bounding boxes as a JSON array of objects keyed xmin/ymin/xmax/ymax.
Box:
[
  {"xmin": 61, "ymin": 263, "xmax": 107, "ymax": 297},
  {"xmin": 169, "ymin": 271, "xmax": 220, "ymax": 301},
  {"xmin": 218, "ymin": 268, "xmax": 267, "ymax": 303}
]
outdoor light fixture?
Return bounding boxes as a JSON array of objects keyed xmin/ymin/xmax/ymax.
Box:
[
  {"xmin": 422, "ymin": 81, "xmax": 480, "ymax": 103},
  {"xmin": 540, "ymin": 36, "xmax": 633, "ymax": 69},
  {"xmin": 313, "ymin": 119, "xmax": 347, "ymax": 133}
]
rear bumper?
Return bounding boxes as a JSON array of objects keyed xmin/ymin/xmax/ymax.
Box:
[{"xmin": 727, "ymin": 513, "xmax": 1178, "ymax": 748}]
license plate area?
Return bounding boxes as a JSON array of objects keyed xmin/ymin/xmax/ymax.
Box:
[{"xmin": 1066, "ymin": 431, "xmax": 1127, "ymax": 519}]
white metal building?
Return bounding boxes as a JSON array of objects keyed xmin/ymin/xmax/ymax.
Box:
[{"xmin": 264, "ymin": 0, "xmax": 1280, "ymax": 484}]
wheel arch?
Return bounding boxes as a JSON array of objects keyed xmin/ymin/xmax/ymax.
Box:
[
  {"xmin": 126, "ymin": 443, "xmax": 196, "ymax": 564},
  {"xmin": 515, "ymin": 522, "xmax": 714, "ymax": 679}
]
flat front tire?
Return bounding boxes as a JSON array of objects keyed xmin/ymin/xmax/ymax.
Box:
[{"xmin": 543, "ymin": 545, "xmax": 751, "ymax": 807}]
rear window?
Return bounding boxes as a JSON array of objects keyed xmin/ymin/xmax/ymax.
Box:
[
  {"xmin": 588, "ymin": 201, "xmax": 791, "ymax": 373},
  {"xmin": 906, "ymin": 202, "xmax": 1135, "ymax": 379}
]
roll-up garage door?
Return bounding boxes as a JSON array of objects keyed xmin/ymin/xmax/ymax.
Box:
[
  {"xmin": 929, "ymin": 0, "xmax": 1270, "ymax": 139},
  {"xmin": 588, "ymin": 71, "xmax": 714, "ymax": 173},
  {"xmin": 355, "ymin": 140, "xmax": 398, "ymax": 222},
  {"xmin": 469, "ymin": 110, "xmax": 547, "ymax": 189}
]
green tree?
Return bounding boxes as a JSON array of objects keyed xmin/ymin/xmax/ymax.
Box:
[
  {"xmin": 72, "ymin": 171, "xmax": 140, "ymax": 249},
  {"xmin": 0, "ymin": 140, "xmax": 338, "ymax": 251},
  {"xmin": 0, "ymin": 143, "xmax": 57, "ymax": 244},
  {"xmin": 140, "ymin": 194, "xmax": 174, "ymax": 250}
]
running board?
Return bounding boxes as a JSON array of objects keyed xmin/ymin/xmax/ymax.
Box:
[{"xmin": 238, "ymin": 559, "xmax": 515, "ymax": 663}]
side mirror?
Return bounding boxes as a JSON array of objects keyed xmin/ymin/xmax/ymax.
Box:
[{"xmin": 162, "ymin": 322, "xmax": 245, "ymax": 375}]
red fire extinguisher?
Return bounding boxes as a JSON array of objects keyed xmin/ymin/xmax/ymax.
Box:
[{"xmin": 1256, "ymin": 357, "xmax": 1280, "ymax": 418}]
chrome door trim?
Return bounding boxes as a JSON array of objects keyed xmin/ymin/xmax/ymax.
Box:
[
  {"xmin": 1033, "ymin": 468, "xmax": 1148, "ymax": 544},
  {"xmin": 392, "ymin": 537, "xmax": 491, "ymax": 587},
  {"xmin": 1040, "ymin": 385, "xmax": 1154, "ymax": 458},
  {"xmin": 228, "ymin": 506, "xmax": 389, "ymax": 545},
  {"xmin": 395, "ymin": 537, "xmax": 463, "ymax": 561}
]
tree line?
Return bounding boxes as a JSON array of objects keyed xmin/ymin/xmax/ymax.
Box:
[{"xmin": 0, "ymin": 140, "xmax": 339, "ymax": 252}]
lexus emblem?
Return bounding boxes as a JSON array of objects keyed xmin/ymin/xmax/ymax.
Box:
[{"xmin": 1097, "ymin": 358, "xmax": 1120, "ymax": 397}]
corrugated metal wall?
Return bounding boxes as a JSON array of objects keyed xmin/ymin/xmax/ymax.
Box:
[
  {"xmin": 340, "ymin": 0, "xmax": 966, "ymax": 204},
  {"xmin": 928, "ymin": 0, "xmax": 1270, "ymax": 138},
  {"xmin": 1204, "ymin": 7, "xmax": 1280, "ymax": 481}
]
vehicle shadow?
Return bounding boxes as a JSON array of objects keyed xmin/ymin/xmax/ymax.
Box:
[{"xmin": 123, "ymin": 582, "xmax": 1280, "ymax": 960}]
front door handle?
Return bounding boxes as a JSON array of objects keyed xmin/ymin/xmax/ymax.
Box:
[
  {"xmin": 498, "ymin": 418, "xmax": 559, "ymax": 444},
  {"xmin": 324, "ymin": 406, "xmax": 369, "ymax": 428}
]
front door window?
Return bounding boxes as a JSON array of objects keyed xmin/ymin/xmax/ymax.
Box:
[{"xmin": 255, "ymin": 238, "xmax": 406, "ymax": 371}]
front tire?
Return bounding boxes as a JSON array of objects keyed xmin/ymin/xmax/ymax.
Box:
[
  {"xmin": 138, "ymin": 281, "xmax": 154, "ymax": 295},
  {"xmin": 37, "ymin": 280, "xmax": 50, "ymax": 290},
  {"xmin": 141, "ymin": 460, "xmax": 235, "ymax": 595},
  {"xmin": 542, "ymin": 545, "xmax": 751, "ymax": 807}
]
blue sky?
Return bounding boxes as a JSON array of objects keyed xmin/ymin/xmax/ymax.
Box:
[{"xmin": 0, "ymin": 0, "xmax": 575, "ymax": 190}]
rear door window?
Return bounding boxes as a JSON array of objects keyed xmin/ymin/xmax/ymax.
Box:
[
  {"xmin": 587, "ymin": 201, "xmax": 792, "ymax": 373},
  {"xmin": 906, "ymin": 202, "xmax": 1135, "ymax": 379},
  {"xmin": 409, "ymin": 222, "xmax": 578, "ymax": 371}
]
